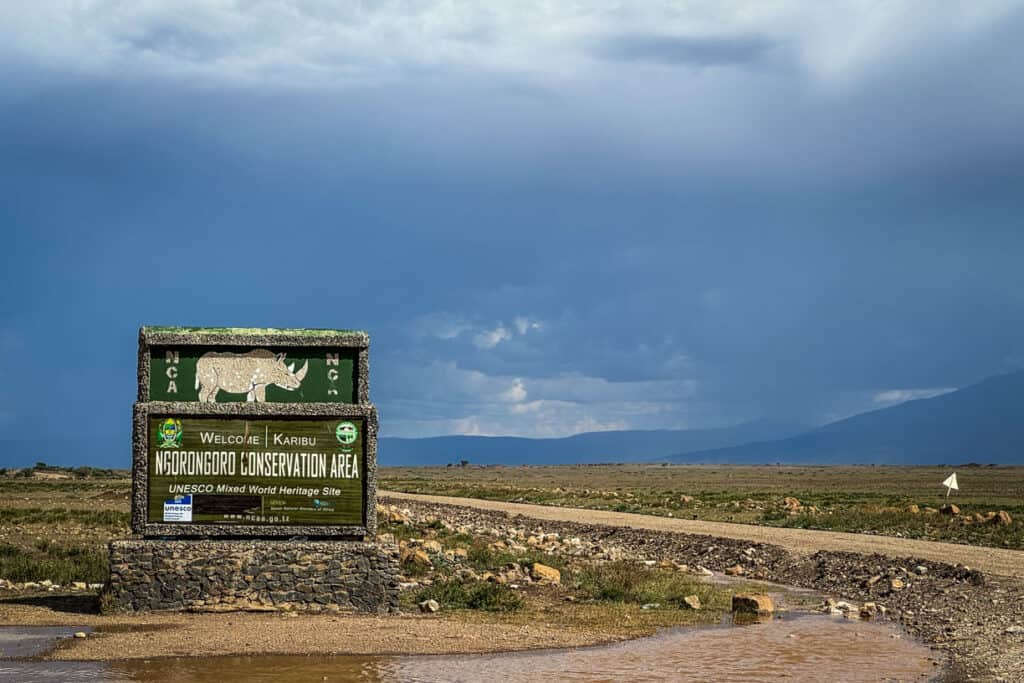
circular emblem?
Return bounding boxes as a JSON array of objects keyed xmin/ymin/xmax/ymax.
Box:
[
  {"xmin": 335, "ymin": 421, "xmax": 358, "ymax": 445},
  {"xmin": 158, "ymin": 418, "xmax": 183, "ymax": 448}
]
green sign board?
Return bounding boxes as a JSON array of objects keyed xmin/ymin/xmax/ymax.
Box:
[
  {"xmin": 147, "ymin": 416, "xmax": 365, "ymax": 526},
  {"xmin": 150, "ymin": 346, "xmax": 358, "ymax": 403}
]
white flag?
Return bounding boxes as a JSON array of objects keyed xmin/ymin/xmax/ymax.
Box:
[{"xmin": 942, "ymin": 473, "xmax": 959, "ymax": 492}]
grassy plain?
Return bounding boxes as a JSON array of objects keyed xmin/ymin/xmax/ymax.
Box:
[
  {"xmin": 0, "ymin": 472, "xmax": 130, "ymax": 584},
  {"xmin": 0, "ymin": 468, "xmax": 740, "ymax": 638},
  {"xmin": 381, "ymin": 464, "xmax": 1024, "ymax": 550}
]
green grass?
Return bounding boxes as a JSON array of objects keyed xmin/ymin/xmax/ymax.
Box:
[
  {"xmin": 0, "ymin": 507, "xmax": 129, "ymax": 527},
  {"xmin": 572, "ymin": 561, "xmax": 726, "ymax": 609},
  {"xmin": 381, "ymin": 465, "xmax": 1024, "ymax": 549},
  {"xmin": 465, "ymin": 539, "xmax": 565, "ymax": 573},
  {"xmin": 0, "ymin": 541, "xmax": 107, "ymax": 584},
  {"xmin": 405, "ymin": 580, "xmax": 523, "ymax": 612}
]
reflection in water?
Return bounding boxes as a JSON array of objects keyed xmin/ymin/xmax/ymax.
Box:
[
  {"xmin": 107, "ymin": 614, "xmax": 937, "ymax": 683},
  {"xmin": 0, "ymin": 626, "xmax": 104, "ymax": 681}
]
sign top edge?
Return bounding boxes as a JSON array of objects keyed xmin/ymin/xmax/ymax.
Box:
[{"xmin": 140, "ymin": 326, "xmax": 369, "ymax": 346}]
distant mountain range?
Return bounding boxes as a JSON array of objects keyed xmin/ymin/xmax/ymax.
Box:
[
  {"xmin": 378, "ymin": 419, "xmax": 807, "ymax": 466},
  {"xmin": 668, "ymin": 371, "xmax": 1024, "ymax": 465},
  {"xmin": 3, "ymin": 371, "xmax": 1023, "ymax": 468}
]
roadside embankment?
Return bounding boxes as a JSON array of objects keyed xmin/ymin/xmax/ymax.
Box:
[{"xmin": 382, "ymin": 492, "xmax": 1024, "ymax": 682}]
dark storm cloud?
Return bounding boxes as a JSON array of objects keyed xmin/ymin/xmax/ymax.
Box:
[
  {"xmin": 594, "ymin": 33, "xmax": 778, "ymax": 66},
  {"xmin": 2, "ymin": 2, "xmax": 1024, "ymax": 443}
]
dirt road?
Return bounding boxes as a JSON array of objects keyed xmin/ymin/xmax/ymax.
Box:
[{"xmin": 382, "ymin": 490, "xmax": 1024, "ymax": 578}]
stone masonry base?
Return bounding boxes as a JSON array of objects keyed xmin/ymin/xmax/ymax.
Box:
[{"xmin": 105, "ymin": 539, "xmax": 400, "ymax": 613}]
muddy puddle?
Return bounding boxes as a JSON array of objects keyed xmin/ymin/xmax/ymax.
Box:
[{"xmin": 1, "ymin": 612, "xmax": 941, "ymax": 682}]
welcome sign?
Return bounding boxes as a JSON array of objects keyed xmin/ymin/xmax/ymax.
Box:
[
  {"xmin": 132, "ymin": 327, "xmax": 378, "ymax": 539},
  {"xmin": 147, "ymin": 416, "xmax": 365, "ymax": 526}
]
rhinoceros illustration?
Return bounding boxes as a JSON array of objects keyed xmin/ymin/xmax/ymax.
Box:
[{"xmin": 195, "ymin": 350, "xmax": 309, "ymax": 402}]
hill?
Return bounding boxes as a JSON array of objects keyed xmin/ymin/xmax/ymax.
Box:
[
  {"xmin": 669, "ymin": 371, "xmax": 1024, "ymax": 464},
  {"xmin": 378, "ymin": 420, "xmax": 805, "ymax": 466}
]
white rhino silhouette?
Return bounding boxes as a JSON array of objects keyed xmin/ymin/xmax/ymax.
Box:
[{"xmin": 195, "ymin": 349, "xmax": 309, "ymax": 402}]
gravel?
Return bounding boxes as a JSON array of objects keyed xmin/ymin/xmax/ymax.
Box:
[{"xmin": 384, "ymin": 492, "xmax": 1024, "ymax": 682}]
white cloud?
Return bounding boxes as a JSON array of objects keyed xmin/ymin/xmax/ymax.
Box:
[
  {"xmin": 872, "ymin": 387, "xmax": 957, "ymax": 405},
  {"xmin": 379, "ymin": 360, "xmax": 702, "ymax": 438},
  {"xmin": 409, "ymin": 312, "xmax": 474, "ymax": 340},
  {"xmin": 513, "ymin": 316, "xmax": 542, "ymax": 335},
  {"xmin": 500, "ymin": 378, "xmax": 528, "ymax": 403},
  {"xmin": 472, "ymin": 324, "xmax": 513, "ymax": 349},
  {"xmin": 1, "ymin": 1, "xmax": 1017, "ymax": 89}
]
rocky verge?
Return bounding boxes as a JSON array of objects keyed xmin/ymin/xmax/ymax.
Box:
[{"xmin": 382, "ymin": 496, "xmax": 1024, "ymax": 683}]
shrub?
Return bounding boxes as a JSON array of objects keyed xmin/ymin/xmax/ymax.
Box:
[
  {"xmin": 412, "ymin": 580, "xmax": 523, "ymax": 612},
  {"xmin": 573, "ymin": 561, "xmax": 719, "ymax": 608}
]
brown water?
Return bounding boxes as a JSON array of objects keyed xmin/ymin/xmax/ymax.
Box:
[{"xmin": 2, "ymin": 613, "xmax": 940, "ymax": 682}]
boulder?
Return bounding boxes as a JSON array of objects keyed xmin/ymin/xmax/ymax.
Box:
[
  {"xmin": 905, "ymin": 504, "xmax": 920, "ymax": 514},
  {"xmin": 530, "ymin": 563, "xmax": 561, "ymax": 584},
  {"xmin": 682, "ymin": 595, "xmax": 702, "ymax": 610},
  {"xmin": 401, "ymin": 548, "xmax": 432, "ymax": 568},
  {"xmin": 724, "ymin": 564, "xmax": 745, "ymax": 576},
  {"xmin": 421, "ymin": 540, "xmax": 443, "ymax": 554},
  {"xmin": 783, "ymin": 497, "xmax": 802, "ymax": 512},
  {"xmin": 418, "ymin": 599, "xmax": 440, "ymax": 613},
  {"xmin": 732, "ymin": 594, "xmax": 773, "ymax": 615},
  {"xmin": 680, "ymin": 495, "xmax": 695, "ymax": 504},
  {"xmin": 73, "ymin": 632, "xmax": 87, "ymax": 639},
  {"xmin": 939, "ymin": 504, "xmax": 960, "ymax": 516},
  {"xmin": 993, "ymin": 511, "xmax": 1013, "ymax": 526},
  {"xmin": 889, "ymin": 578, "xmax": 905, "ymax": 591}
]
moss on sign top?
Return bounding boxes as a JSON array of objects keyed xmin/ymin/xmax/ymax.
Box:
[{"xmin": 142, "ymin": 326, "xmax": 367, "ymax": 337}]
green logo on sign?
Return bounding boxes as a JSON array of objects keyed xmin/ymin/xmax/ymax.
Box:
[
  {"xmin": 335, "ymin": 421, "xmax": 358, "ymax": 445},
  {"xmin": 158, "ymin": 418, "xmax": 183, "ymax": 448}
]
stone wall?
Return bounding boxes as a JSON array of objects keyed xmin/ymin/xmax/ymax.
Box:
[{"xmin": 106, "ymin": 539, "xmax": 400, "ymax": 613}]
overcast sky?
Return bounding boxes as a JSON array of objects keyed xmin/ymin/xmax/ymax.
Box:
[{"xmin": 2, "ymin": 1, "xmax": 1023, "ymax": 441}]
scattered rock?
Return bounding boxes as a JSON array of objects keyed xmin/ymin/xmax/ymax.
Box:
[
  {"xmin": 993, "ymin": 511, "xmax": 1013, "ymax": 526},
  {"xmin": 400, "ymin": 548, "xmax": 432, "ymax": 568},
  {"xmin": 724, "ymin": 564, "xmax": 745, "ymax": 576},
  {"xmin": 73, "ymin": 632, "xmax": 87, "ymax": 639},
  {"xmin": 378, "ymin": 505, "xmax": 412, "ymax": 525},
  {"xmin": 783, "ymin": 497, "xmax": 802, "ymax": 512},
  {"xmin": 860, "ymin": 602, "xmax": 878, "ymax": 619},
  {"xmin": 530, "ymin": 563, "xmax": 561, "ymax": 584},
  {"xmin": 914, "ymin": 566, "xmax": 928, "ymax": 576},
  {"xmin": 71, "ymin": 582, "xmax": 88, "ymax": 590},
  {"xmin": 420, "ymin": 540, "xmax": 443, "ymax": 554},
  {"xmin": 940, "ymin": 504, "xmax": 961, "ymax": 516},
  {"xmin": 732, "ymin": 594, "xmax": 774, "ymax": 615},
  {"xmin": 889, "ymin": 578, "xmax": 905, "ymax": 591},
  {"xmin": 418, "ymin": 599, "xmax": 440, "ymax": 613},
  {"xmin": 680, "ymin": 495, "xmax": 695, "ymax": 504},
  {"xmin": 640, "ymin": 603, "xmax": 660, "ymax": 610},
  {"xmin": 906, "ymin": 504, "xmax": 920, "ymax": 514},
  {"xmin": 682, "ymin": 595, "xmax": 702, "ymax": 610}
]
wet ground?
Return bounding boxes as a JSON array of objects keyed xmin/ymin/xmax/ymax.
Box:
[{"xmin": 1, "ymin": 612, "xmax": 941, "ymax": 682}]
